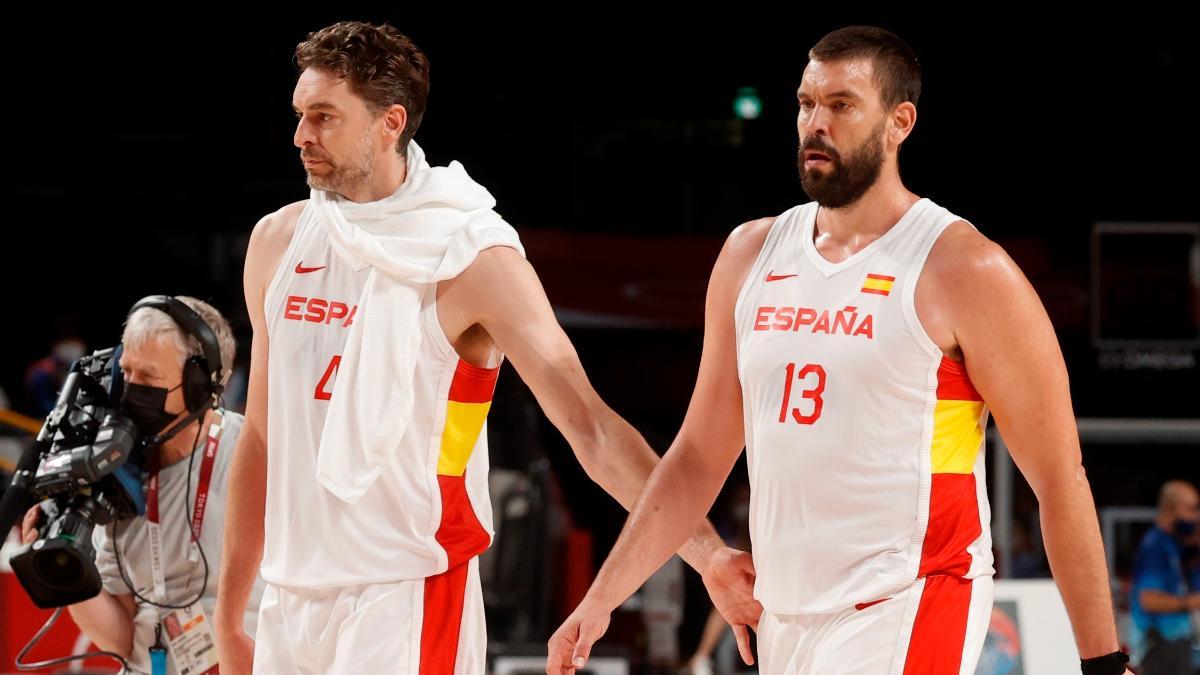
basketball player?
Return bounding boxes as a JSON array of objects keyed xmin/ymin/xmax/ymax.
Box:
[
  {"xmin": 548, "ymin": 26, "xmax": 1132, "ymax": 675},
  {"xmin": 211, "ymin": 21, "xmax": 758, "ymax": 675}
]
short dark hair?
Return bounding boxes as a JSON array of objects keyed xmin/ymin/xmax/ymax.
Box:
[
  {"xmin": 809, "ymin": 26, "xmax": 921, "ymax": 109},
  {"xmin": 295, "ymin": 21, "xmax": 431, "ymax": 153}
]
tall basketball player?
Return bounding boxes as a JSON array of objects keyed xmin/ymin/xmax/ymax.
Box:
[
  {"xmin": 212, "ymin": 21, "xmax": 758, "ymax": 675},
  {"xmin": 549, "ymin": 26, "xmax": 1132, "ymax": 675}
]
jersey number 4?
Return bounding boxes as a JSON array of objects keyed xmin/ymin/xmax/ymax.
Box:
[{"xmin": 315, "ymin": 355, "xmax": 342, "ymax": 401}]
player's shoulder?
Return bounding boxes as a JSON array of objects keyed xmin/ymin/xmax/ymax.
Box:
[
  {"xmin": 251, "ymin": 200, "xmax": 307, "ymax": 246},
  {"xmin": 246, "ymin": 200, "xmax": 307, "ymax": 271},
  {"xmin": 439, "ymin": 245, "xmax": 532, "ymax": 308},
  {"xmin": 452, "ymin": 245, "xmax": 529, "ymax": 288},
  {"xmin": 713, "ymin": 216, "xmax": 777, "ymax": 288},
  {"xmin": 726, "ymin": 216, "xmax": 777, "ymax": 257},
  {"xmin": 720, "ymin": 214, "xmax": 777, "ymax": 263},
  {"xmin": 244, "ymin": 200, "xmax": 308, "ymax": 299},
  {"xmin": 925, "ymin": 220, "xmax": 1024, "ymax": 297},
  {"xmin": 466, "ymin": 244, "xmax": 526, "ymax": 268}
]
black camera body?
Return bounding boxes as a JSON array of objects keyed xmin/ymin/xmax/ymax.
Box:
[{"xmin": 9, "ymin": 346, "xmax": 148, "ymax": 608}]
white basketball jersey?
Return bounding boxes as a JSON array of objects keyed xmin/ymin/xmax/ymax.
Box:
[
  {"xmin": 734, "ymin": 198, "xmax": 994, "ymax": 615},
  {"xmin": 261, "ymin": 203, "xmax": 498, "ymax": 588}
]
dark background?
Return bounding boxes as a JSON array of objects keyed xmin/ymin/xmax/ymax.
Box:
[{"xmin": 4, "ymin": 7, "xmax": 1198, "ymax": 661}]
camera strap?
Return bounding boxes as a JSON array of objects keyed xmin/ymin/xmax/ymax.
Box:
[{"xmin": 147, "ymin": 414, "xmax": 222, "ymax": 602}]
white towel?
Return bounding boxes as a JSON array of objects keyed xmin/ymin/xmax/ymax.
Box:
[{"xmin": 312, "ymin": 140, "xmax": 524, "ymax": 503}]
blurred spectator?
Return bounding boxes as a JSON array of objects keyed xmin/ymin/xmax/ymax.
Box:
[
  {"xmin": 23, "ymin": 336, "xmax": 86, "ymax": 416},
  {"xmin": 0, "ymin": 384, "xmax": 30, "ymax": 480},
  {"xmin": 1009, "ymin": 517, "xmax": 1049, "ymax": 578},
  {"xmin": 1129, "ymin": 480, "xmax": 1200, "ymax": 674}
]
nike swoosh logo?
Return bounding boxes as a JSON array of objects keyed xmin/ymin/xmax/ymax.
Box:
[
  {"xmin": 765, "ymin": 272, "xmax": 798, "ymax": 282},
  {"xmin": 854, "ymin": 597, "xmax": 892, "ymax": 611},
  {"xmin": 295, "ymin": 263, "xmax": 326, "ymax": 274}
]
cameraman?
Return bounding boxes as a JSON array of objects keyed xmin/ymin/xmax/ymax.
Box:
[{"xmin": 21, "ymin": 296, "xmax": 263, "ymax": 675}]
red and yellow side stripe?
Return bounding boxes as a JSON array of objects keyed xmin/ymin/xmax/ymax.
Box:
[
  {"xmin": 421, "ymin": 359, "xmax": 500, "ymax": 675},
  {"xmin": 921, "ymin": 355, "xmax": 986, "ymax": 578}
]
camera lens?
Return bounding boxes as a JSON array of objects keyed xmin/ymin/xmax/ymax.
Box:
[{"xmin": 32, "ymin": 547, "xmax": 84, "ymax": 586}]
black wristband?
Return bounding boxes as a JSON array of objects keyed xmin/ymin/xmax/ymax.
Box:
[{"xmin": 1080, "ymin": 650, "xmax": 1128, "ymax": 675}]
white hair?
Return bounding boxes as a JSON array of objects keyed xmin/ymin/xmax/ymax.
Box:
[{"xmin": 122, "ymin": 296, "xmax": 236, "ymax": 385}]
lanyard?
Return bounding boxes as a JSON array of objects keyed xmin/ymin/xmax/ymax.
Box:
[{"xmin": 146, "ymin": 414, "xmax": 222, "ymax": 602}]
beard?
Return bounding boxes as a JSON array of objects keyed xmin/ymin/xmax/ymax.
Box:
[
  {"xmin": 302, "ymin": 130, "xmax": 376, "ymax": 194},
  {"xmin": 798, "ymin": 122, "xmax": 886, "ymax": 209}
]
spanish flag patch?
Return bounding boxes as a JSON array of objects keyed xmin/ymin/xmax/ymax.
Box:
[{"xmin": 861, "ymin": 274, "xmax": 895, "ymax": 296}]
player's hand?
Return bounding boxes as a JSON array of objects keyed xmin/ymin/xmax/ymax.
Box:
[
  {"xmin": 215, "ymin": 627, "xmax": 255, "ymax": 675},
  {"xmin": 700, "ymin": 546, "xmax": 761, "ymax": 665},
  {"xmin": 546, "ymin": 600, "xmax": 611, "ymax": 674},
  {"xmin": 20, "ymin": 505, "xmax": 44, "ymax": 545}
]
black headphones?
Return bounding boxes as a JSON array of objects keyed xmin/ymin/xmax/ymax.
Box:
[{"xmin": 127, "ymin": 295, "xmax": 225, "ymax": 413}]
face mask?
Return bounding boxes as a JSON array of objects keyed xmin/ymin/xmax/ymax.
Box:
[
  {"xmin": 1174, "ymin": 518, "xmax": 1197, "ymax": 538},
  {"xmin": 120, "ymin": 382, "xmax": 181, "ymax": 436}
]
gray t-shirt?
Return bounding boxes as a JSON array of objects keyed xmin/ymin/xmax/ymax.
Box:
[{"xmin": 92, "ymin": 410, "xmax": 264, "ymax": 675}]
